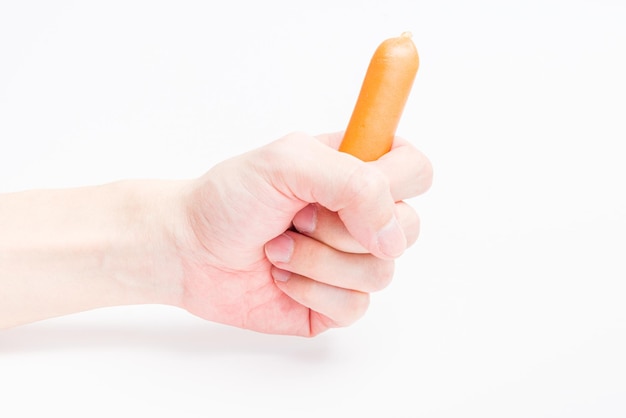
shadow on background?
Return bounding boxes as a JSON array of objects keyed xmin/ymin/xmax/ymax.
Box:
[{"xmin": 0, "ymin": 307, "xmax": 334, "ymax": 362}]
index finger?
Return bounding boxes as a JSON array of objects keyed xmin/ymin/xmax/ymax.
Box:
[{"xmin": 372, "ymin": 137, "xmax": 433, "ymax": 201}]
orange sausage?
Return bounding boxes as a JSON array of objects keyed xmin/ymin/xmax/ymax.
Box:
[{"xmin": 339, "ymin": 32, "xmax": 419, "ymax": 162}]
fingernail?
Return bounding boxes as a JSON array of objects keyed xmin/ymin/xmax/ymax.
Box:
[
  {"xmin": 265, "ymin": 233, "xmax": 294, "ymax": 263},
  {"xmin": 293, "ymin": 204, "xmax": 318, "ymax": 233},
  {"xmin": 272, "ymin": 268, "xmax": 291, "ymax": 282},
  {"xmin": 375, "ymin": 217, "xmax": 406, "ymax": 258}
]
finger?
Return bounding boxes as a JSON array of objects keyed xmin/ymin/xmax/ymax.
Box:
[
  {"xmin": 372, "ymin": 137, "xmax": 434, "ymax": 201},
  {"xmin": 257, "ymin": 132, "xmax": 406, "ymax": 259},
  {"xmin": 317, "ymin": 132, "xmax": 433, "ymax": 201},
  {"xmin": 264, "ymin": 230, "xmax": 394, "ymax": 293},
  {"xmin": 292, "ymin": 201, "xmax": 420, "ymax": 253},
  {"xmin": 271, "ymin": 267, "xmax": 370, "ymax": 329},
  {"xmin": 399, "ymin": 201, "xmax": 421, "ymax": 247}
]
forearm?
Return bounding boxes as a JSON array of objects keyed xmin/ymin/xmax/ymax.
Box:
[{"xmin": 0, "ymin": 180, "xmax": 185, "ymax": 328}]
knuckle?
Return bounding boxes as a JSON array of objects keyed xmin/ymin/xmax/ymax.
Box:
[
  {"xmin": 406, "ymin": 211, "xmax": 421, "ymax": 246},
  {"xmin": 342, "ymin": 164, "xmax": 389, "ymax": 208},
  {"xmin": 402, "ymin": 146, "xmax": 434, "ymax": 196},
  {"xmin": 370, "ymin": 259, "xmax": 395, "ymax": 291},
  {"xmin": 342, "ymin": 292, "xmax": 370, "ymax": 326},
  {"xmin": 256, "ymin": 132, "xmax": 318, "ymax": 192},
  {"xmin": 417, "ymin": 152, "xmax": 434, "ymax": 194},
  {"xmin": 398, "ymin": 202, "xmax": 421, "ymax": 247},
  {"xmin": 254, "ymin": 143, "xmax": 281, "ymax": 172}
]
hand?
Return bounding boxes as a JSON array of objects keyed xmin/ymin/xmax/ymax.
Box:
[{"xmin": 173, "ymin": 132, "xmax": 432, "ymax": 336}]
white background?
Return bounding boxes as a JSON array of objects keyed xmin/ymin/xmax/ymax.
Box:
[{"xmin": 1, "ymin": 1, "xmax": 625, "ymax": 417}]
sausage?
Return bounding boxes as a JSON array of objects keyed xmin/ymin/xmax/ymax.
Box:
[{"xmin": 339, "ymin": 32, "xmax": 419, "ymax": 162}]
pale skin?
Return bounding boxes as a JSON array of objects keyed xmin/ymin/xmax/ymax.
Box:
[{"xmin": 0, "ymin": 132, "xmax": 432, "ymax": 337}]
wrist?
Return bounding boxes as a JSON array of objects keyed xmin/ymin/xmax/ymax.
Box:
[{"xmin": 106, "ymin": 179, "xmax": 188, "ymax": 308}]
